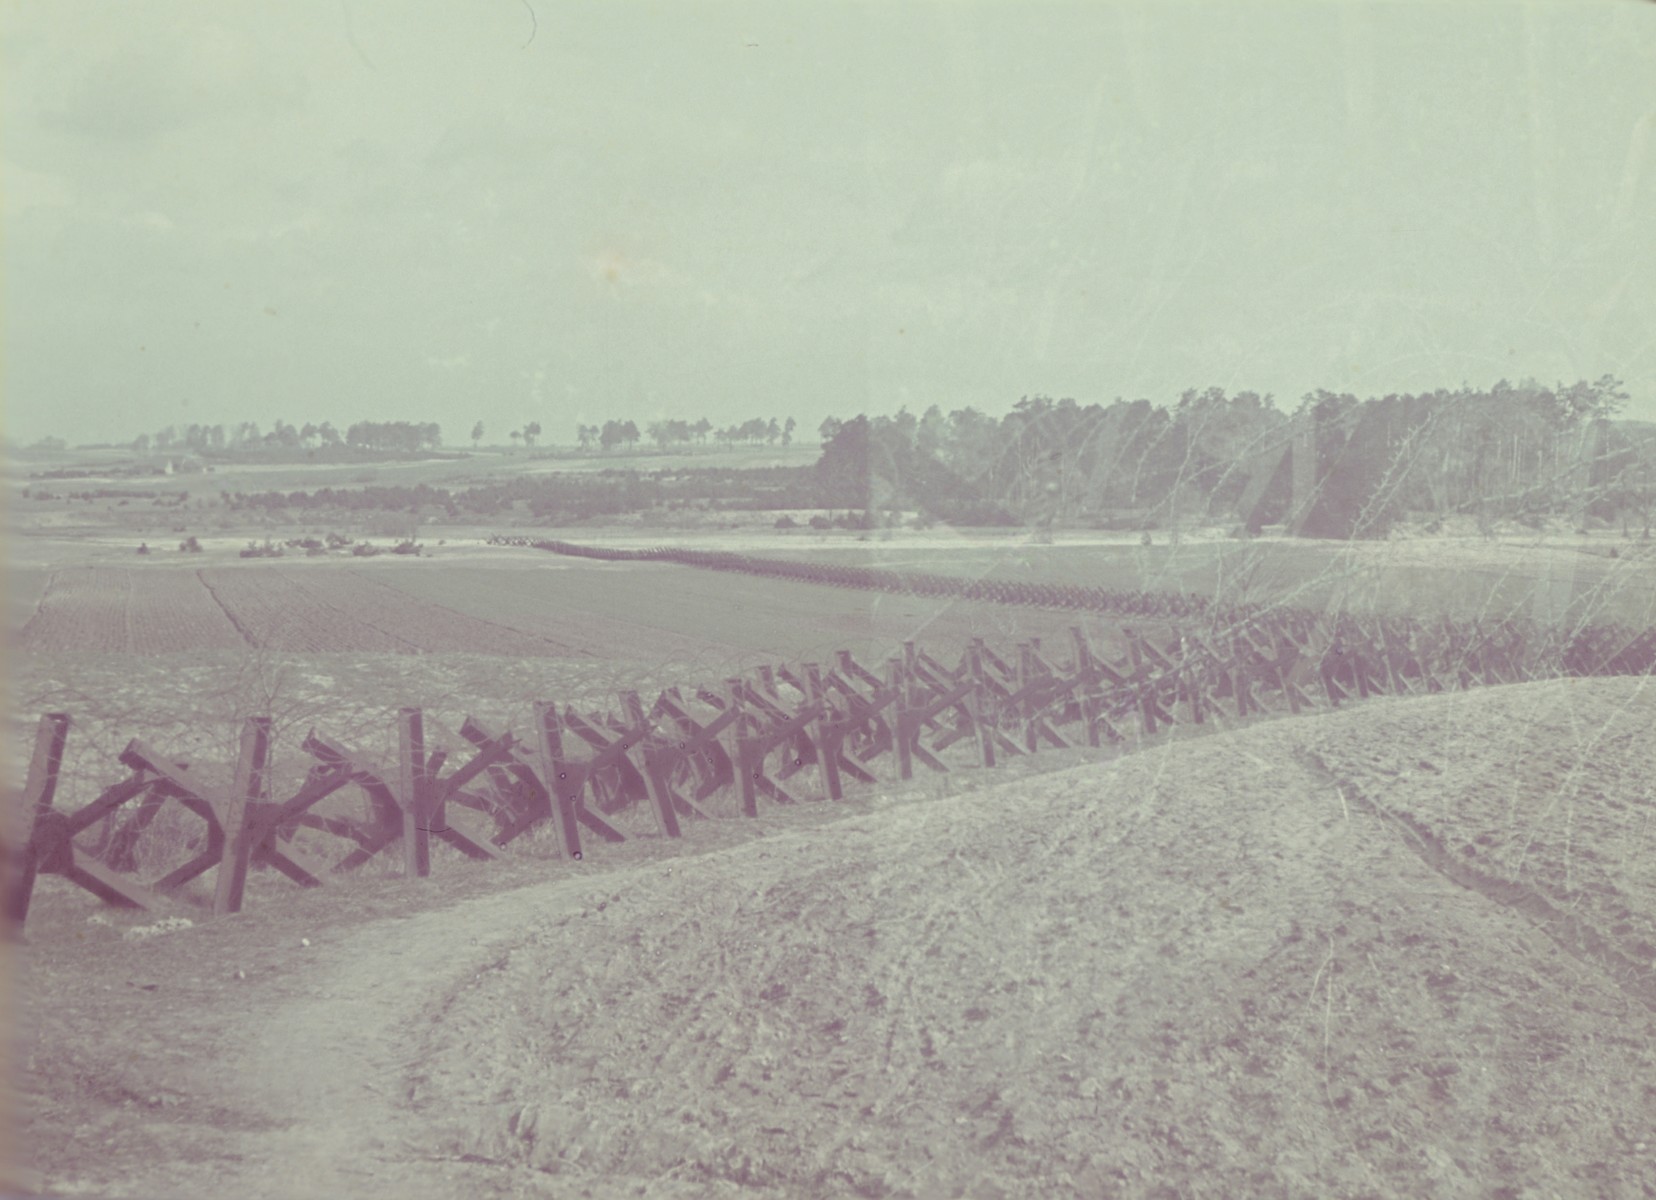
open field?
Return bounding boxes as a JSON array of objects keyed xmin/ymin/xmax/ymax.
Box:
[
  {"xmin": 4, "ymin": 442, "xmax": 819, "ymax": 505},
  {"xmin": 19, "ymin": 567, "xmax": 249, "ymax": 655},
  {"xmin": 12, "ymin": 526, "xmax": 1655, "ymax": 671},
  {"xmin": 11, "ymin": 555, "xmax": 1158, "ymax": 670}
]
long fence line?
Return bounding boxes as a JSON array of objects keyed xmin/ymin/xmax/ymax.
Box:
[
  {"xmin": 7, "ymin": 541, "xmax": 1653, "ymax": 934},
  {"xmin": 489, "ymin": 536, "xmax": 1656, "ymax": 680}
]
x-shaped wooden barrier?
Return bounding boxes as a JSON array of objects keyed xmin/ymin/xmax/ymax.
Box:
[{"xmin": 5, "ymin": 714, "xmax": 163, "ymax": 923}]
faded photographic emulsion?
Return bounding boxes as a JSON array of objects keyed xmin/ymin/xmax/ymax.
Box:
[{"xmin": 5, "ymin": 3, "xmax": 1655, "ymax": 1198}]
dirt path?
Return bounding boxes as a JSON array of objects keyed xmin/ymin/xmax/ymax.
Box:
[{"xmin": 210, "ymin": 880, "xmax": 607, "ymax": 1200}]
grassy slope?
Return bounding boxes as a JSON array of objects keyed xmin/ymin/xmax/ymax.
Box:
[{"xmin": 408, "ymin": 677, "xmax": 1656, "ymax": 1199}]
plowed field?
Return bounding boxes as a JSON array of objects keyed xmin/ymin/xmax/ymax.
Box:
[
  {"xmin": 17, "ymin": 567, "xmax": 247, "ymax": 654},
  {"xmin": 363, "ymin": 561, "xmax": 1134, "ymax": 665},
  {"xmin": 12, "ymin": 560, "xmax": 1139, "ymax": 664}
]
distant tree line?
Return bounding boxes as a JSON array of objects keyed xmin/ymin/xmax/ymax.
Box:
[
  {"xmin": 813, "ymin": 391, "xmax": 1287, "ymax": 527},
  {"xmin": 125, "ymin": 412, "xmax": 804, "ymax": 458},
  {"xmin": 575, "ymin": 421, "xmax": 641, "ymax": 452},
  {"xmin": 172, "ymin": 376, "xmax": 1656, "ymax": 537},
  {"xmin": 223, "ymin": 466, "xmax": 823, "ymax": 522},
  {"xmin": 811, "ymin": 377, "xmax": 1648, "ymax": 535},
  {"xmin": 344, "ymin": 421, "xmax": 443, "ymax": 452},
  {"xmin": 132, "ymin": 420, "xmax": 442, "ymax": 455},
  {"xmin": 571, "ymin": 416, "xmax": 794, "ymax": 452}
]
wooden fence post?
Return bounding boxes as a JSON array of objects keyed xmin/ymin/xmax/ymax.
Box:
[
  {"xmin": 212, "ymin": 717, "xmax": 273, "ymax": 916},
  {"xmin": 624, "ymin": 691, "xmax": 681, "ymax": 840},
  {"xmin": 728, "ymin": 678, "xmax": 758, "ymax": 817},
  {"xmin": 1018, "ymin": 643, "xmax": 1042, "ymax": 753},
  {"xmin": 1272, "ymin": 629, "xmax": 1305, "ymax": 714},
  {"xmin": 890, "ymin": 658, "xmax": 914, "ymax": 780},
  {"xmin": 1171, "ymin": 634, "xmax": 1204, "ymax": 726},
  {"xmin": 967, "ymin": 641, "xmax": 997, "ymax": 769},
  {"xmin": 5, "ymin": 713, "xmax": 71, "ymax": 930},
  {"xmin": 804, "ymin": 663, "xmax": 843, "ymax": 800},
  {"xmin": 1124, "ymin": 632, "xmax": 1160, "ymax": 736},
  {"xmin": 1069, "ymin": 629, "xmax": 1102, "ymax": 748},
  {"xmin": 398, "ymin": 707, "xmax": 430, "ymax": 878},
  {"xmin": 533, "ymin": 702, "xmax": 584, "ymax": 861}
]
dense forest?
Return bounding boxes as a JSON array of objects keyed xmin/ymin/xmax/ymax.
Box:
[{"xmin": 813, "ymin": 378, "xmax": 1653, "ymax": 536}]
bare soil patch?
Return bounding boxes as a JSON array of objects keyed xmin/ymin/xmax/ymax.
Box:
[
  {"xmin": 366, "ymin": 558, "xmax": 1148, "ymax": 668},
  {"xmin": 15, "ymin": 567, "xmax": 247, "ymax": 656},
  {"xmin": 11, "ymin": 553, "xmax": 1149, "ymax": 667}
]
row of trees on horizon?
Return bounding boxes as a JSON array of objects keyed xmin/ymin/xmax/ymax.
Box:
[
  {"xmin": 106, "ymin": 415, "xmax": 806, "ymax": 455},
  {"xmin": 810, "ymin": 376, "xmax": 1652, "ymax": 535},
  {"xmin": 122, "ymin": 419, "xmax": 443, "ymax": 455},
  {"xmin": 68, "ymin": 377, "xmax": 1655, "ymax": 532},
  {"xmin": 200, "ymin": 376, "xmax": 1656, "ymax": 539},
  {"xmin": 472, "ymin": 416, "xmax": 804, "ymax": 451}
]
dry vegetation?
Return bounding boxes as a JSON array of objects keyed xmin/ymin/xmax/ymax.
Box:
[
  {"xmin": 7, "ymin": 442, "xmax": 1656, "ymax": 1199},
  {"xmin": 12, "ymin": 678, "xmax": 1655, "ymax": 1199}
]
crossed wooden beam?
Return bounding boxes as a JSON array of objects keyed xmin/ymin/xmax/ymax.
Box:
[
  {"xmin": 8, "ymin": 617, "xmax": 1503, "ymax": 933},
  {"xmin": 5, "ymin": 714, "xmax": 154, "ymax": 924},
  {"xmin": 301, "ymin": 710, "xmax": 516, "ymax": 881},
  {"xmin": 1, "ymin": 710, "xmax": 524, "ymax": 928}
]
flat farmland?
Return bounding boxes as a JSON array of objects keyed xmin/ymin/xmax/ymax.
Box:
[
  {"xmin": 362, "ymin": 558, "xmax": 1132, "ymax": 666},
  {"xmin": 17, "ymin": 566, "xmax": 247, "ymax": 654},
  {"xmin": 19, "ymin": 534, "xmax": 1653, "ymax": 672},
  {"xmin": 196, "ymin": 567, "xmax": 583, "ymax": 657},
  {"xmin": 6, "ymin": 564, "xmax": 51, "ymax": 636},
  {"xmin": 14, "ymin": 564, "xmax": 582, "ymax": 658},
  {"xmin": 11, "ymin": 557, "xmax": 1145, "ymax": 667}
]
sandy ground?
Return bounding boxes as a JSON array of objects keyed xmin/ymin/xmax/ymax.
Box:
[{"xmin": 12, "ymin": 676, "xmax": 1656, "ymax": 1199}]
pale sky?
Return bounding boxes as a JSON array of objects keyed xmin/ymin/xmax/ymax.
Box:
[{"xmin": 3, "ymin": 1, "xmax": 1654, "ymax": 446}]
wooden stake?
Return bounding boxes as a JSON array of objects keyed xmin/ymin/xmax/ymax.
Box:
[
  {"xmin": 5, "ymin": 713, "xmax": 71, "ymax": 929},
  {"xmin": 805, "ymin": 664, "xmax": 842, "ymax": 800},
  {"xmin": 890, "ymin": 659, "xmax": 914, "ymax": 780},
  {"xmin": 213, "ymin": 717, "xmax": 273, "ymax": 916},
  {"xmin": 533, "ymin": 702, "xmax": 584, "ymax": 860},
  {"xmin": 967, "ymin": 642, "xmax": 996, "ymax": 769},
  {"xmin": 398, "ymin": 708, "xmax": 430, "ymax": 878}
]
